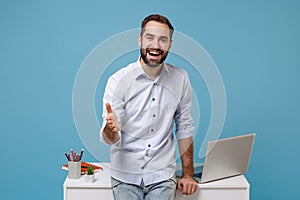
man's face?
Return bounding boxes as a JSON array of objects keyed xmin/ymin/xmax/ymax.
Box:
[{"xmin": 139, "ymin": 21, "xmax": 172, "ymax": 67}]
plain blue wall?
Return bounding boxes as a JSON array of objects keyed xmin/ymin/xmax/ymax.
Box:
[{"xmin": 1, "ymin": 0, "xmax": 299, "ymax": 199}]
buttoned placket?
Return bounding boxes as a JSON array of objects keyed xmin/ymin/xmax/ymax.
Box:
[{"xmin": 141, "ymin": 82, "xmax": 159, "ymax": 170}]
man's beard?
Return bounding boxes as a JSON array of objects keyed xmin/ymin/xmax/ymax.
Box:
[{"xmin": 140, "ymin": 47, "xmax": 169, "ymax": 67}]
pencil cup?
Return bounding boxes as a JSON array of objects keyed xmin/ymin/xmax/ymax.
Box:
[{"xmin": 68, "ymin": 161, "xmax": 81, "ymax": 179}]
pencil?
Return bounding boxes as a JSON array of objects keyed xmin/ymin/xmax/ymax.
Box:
[
  {"xmin": 64, "ymin": 152, "xmax": 71, "ymax": 161},
  {"xmin": 79, "ymin": 148, "xmax": 84, "ymax": 161}
]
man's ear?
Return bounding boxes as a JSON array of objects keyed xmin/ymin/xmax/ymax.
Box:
[
  {"xmin": 169, "ymin": 39, "xmax": 173, "ymax": 50},
  {"xmin": 138, "ymin": 35, "xmax": 141, "ymax": 47}
]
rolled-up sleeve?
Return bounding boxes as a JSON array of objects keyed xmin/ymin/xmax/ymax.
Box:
[
  {"xmin": 99, "ymin": 75, "xmax": 124, "ymax": 146},
  {"xmin": 174, "ymin": 74, "xmax": 195, "ymax": 140}
]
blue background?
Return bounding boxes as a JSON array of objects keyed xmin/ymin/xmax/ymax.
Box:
[{"xmin": 0, "ymin": 0, "xmax": 299, "ymax": 199}]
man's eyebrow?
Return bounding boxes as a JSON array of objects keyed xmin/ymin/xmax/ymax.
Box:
[
  {"xmin": 144, "ymin": 33, "xmax": 154, "ymax": 37},
  {"xmin": 144, "ymin": 33, "xmax": 169, "ymax": 40}
]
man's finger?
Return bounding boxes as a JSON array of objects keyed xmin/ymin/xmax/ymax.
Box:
[
  {"xmin": 187, "ymin": 182, "xmax": 197, "ymax": 195},
  {"xmin": 188, "ymin": 183, "xmax": 194, "ymax": 194},
  {"xmin": 192, "ymin": 184, "xmax": 198, "ymax": 194},
  {"xmin": 177, "ymin": 182, "xmax": 183, "ymax": 191},
  {"xmin": 106, "ymin": 103, "xmax": 113, "ymax": 113}
]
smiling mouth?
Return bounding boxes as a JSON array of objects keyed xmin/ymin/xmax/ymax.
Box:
[
  {"xmin": 147, "ymin": 49, "xmax": 163, "ymax": 57},
  {"xmin": 149, "ymin": 51, "xmax": 160, "ymax": 56}
]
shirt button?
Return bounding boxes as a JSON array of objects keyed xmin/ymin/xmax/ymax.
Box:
[
  {"xmin": 141, "ymin": 166, "xmax": 144, "ymax": 170},
  {"xmin": 150, "ymin": 129, "xmax": 154, "ymax": 132},
  {"xmin": 152, "ymin": 98, "xmax": 155, "ymax": 101},
  {"xmin": 153, "ymin": 114, "xmax": 156, "ymax": 117},
  {"xmin": 148, "ymin": 144, "xmax": 151, "ymax": 147},
  {"xmin": 145, "ymin": 153, "xmax": 149, "ymax": 156}
]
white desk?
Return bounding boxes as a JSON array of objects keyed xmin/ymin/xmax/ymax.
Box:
[{"xmin": 64, "ymin": 163, "xmax": 250, "ymax": 200}]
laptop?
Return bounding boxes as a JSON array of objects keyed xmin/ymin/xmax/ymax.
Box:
[{"xmin": 176, "ymin": 133, "xmax": 255, "ymax": 183}]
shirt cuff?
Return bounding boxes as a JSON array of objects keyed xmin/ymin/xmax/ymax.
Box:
[{"xmin": 176, "ymin": 127, "xmax": 195, "ymax": 140}]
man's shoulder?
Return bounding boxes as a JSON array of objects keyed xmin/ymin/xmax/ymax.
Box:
[
  {"xmin": 109, "ymin": 61, "xmax": 139, "ymax": 79},
  {"xmin": 164, "ymin": 63, "xmax": 189, "ymax": 79}
]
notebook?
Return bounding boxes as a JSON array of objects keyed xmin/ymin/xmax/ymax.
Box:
[{"xmin": 176, "ymin": 133, "xmax": 255, "ymax": 183}]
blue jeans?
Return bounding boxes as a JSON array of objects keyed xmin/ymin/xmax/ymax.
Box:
[{"xmin": 111, "ymin": 176, "xmax": 177, "ymax": 200}]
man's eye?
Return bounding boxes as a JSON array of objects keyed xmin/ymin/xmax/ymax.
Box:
[{"xmin": 147, "ymin": 36, "xmax": 153, "ymax": 40}]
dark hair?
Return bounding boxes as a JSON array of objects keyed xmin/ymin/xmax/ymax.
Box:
[{"xmin": 140, "ymin": 14, "xmax": 174, "ymax": 38}]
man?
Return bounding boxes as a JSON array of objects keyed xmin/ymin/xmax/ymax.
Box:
[{"xmin": 100, "ymin": 14, "xmax": 198, "ymax": 200}]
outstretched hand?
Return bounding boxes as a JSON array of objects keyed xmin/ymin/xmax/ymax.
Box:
[
  {"xmin": 102, "ymin": 103, "xmax": 120, "ymax": 144},
  {"xmin": 105, "ymin": 103, "xmax": 119, "ymax": 133}
]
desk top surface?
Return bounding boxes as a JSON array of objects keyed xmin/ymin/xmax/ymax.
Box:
[{"xmin": 63, "ymin": 163, "xmax": 249, "ymax": 189}]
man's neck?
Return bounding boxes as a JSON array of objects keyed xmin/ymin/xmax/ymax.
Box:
[{"xmin": 139, "ymin": 58, "xmax": 163, "ymax": 80}]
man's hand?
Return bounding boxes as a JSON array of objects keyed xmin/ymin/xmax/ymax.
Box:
[
  {"xmin": 177, "ymin": 137, "xmax": 198, "ymax": 195},
  {"xmin": 177, "ymin": 176, "xmax": 198, "ymax": 195},
  {"xmin": 105, "ymin": 103, "xmax": 119, "ymax": 133},
  {"xmin": 102, "ymin": 103, "xmax": 120, "ymax": 144}
]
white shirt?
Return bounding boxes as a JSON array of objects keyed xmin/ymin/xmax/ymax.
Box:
[{"xmin": 100, "ymin": 59, "xmax": 195, "ymax": 186}]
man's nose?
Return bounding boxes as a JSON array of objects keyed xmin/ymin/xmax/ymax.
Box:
[{"xmin": 151, "ymin": 38, "xmax": 160, "ymax": 49}]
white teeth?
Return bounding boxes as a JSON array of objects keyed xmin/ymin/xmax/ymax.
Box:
[{"xmin": 149, "ymin": 51, "xmax": 159, "ymax": 55}]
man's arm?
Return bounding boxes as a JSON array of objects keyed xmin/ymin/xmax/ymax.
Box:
[
  {"xmin": 177, "ymin": 137, "xmax": 198, "ymax": 195},
  {"xmin": 102, "ymin": 103, "xmax": 120, "ymax": 144}
]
